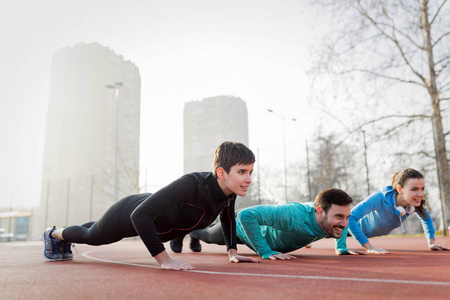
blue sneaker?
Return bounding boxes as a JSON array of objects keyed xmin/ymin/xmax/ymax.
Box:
[
  {"xmin": 42, "ymin": 226, "xmax": 62, "ymax": 261},
  {"xmin": 60, "ymin": 241, "xmax": 74, "ymax": 261}
]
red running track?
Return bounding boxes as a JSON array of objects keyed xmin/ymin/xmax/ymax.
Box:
[{"xmin": 1, "ymin": 236, "xmax": 450, "ymax": 300}]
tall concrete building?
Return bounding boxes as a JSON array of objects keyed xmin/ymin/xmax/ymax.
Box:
[
  {"xmin": 183, "ymin": 95, "xmax": 252, "ymax": 208},
  {"xmin": 183, "ymin": 95, "xmax": 250, "ymax": 173},
  {"xmin": 32, "ymin": 43, "xmax": 140, "ymax": 238}
]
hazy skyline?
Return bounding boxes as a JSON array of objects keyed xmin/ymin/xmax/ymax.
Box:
[{"xmin": 1, "ymin": 0, "xmax": 332, "ymax": 207}]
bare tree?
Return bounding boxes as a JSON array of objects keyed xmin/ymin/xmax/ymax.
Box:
[
  {"xmin": 308, "ymin": 133, "xmax": 367, "ymax": 202},
  {"xmin": 250, "ymin": 158, "xmax": 308, "ymax": 206},
  {"xmin": 311, "ymin": 0, "xmax": 450, "ymax": 227},
  {"xmin": 89, "ymin": 140, "xmax": 141, "ymax": 203}
]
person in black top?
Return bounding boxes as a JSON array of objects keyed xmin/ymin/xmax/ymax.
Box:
[{"xmin": 42, "ymin": 141, "xmax": 260, "ymax": 270}]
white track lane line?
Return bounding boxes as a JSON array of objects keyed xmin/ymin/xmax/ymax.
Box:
[{"xmin": 82, "ymin": 250, "xmax": 450, "ymax": 287}]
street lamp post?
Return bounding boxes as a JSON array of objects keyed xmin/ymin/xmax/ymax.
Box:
[
  {"xmin": 106, "ymin": 82, "xmax": 123, "ymax": 202},
  {"xmin": 267, "ymin": 109, "xmax": 297, "ymax": 203}
]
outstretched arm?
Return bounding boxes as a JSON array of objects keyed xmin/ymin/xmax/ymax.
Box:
[
  {"xmin": 347, "ymin": 191, "xmax": 387, "ymax": 252},
  {"xmin": 236, "ymin": 203, "xmax": 308, "ymax": 260},
  {"xmin": 268, "ymin": 253, "xmax": 296, "ymax": 260},
  {"xmin": 228, "ymin": 248, "xmax": 261, "ymax": 263},
  {"xmin": 335, "ymin": 228, "xmax": 366, "ymax": 255},
  {"xmin": 335, "ymin": 226, "xmax": 350, "ymax": 255},
  {"xmin": 336, "ymin": 249, "xmax": 367, "ymax": 255},
  {"xmin": 362, "ymin": 241, "xmax": 389, "ymax": 254},
  {"xmin": 130, "ymin": 175, "xmax": 198, "ymax": 270},
  {"xmin": 416, "ymin": 210, "xmax": 448, "ymax": 251},
  {"xmin": 236, "ymin": 206, "xmax": 284, "ymax": 259},
  {"xmin": 427, "ymin": 238, "xmax": 450, "ymax": 251},
  {"xmin": 219, "ymin": 199, "xmax": 260, "ymax": 263},
  {"xmin": 154, "ymin": 251, "xmax": 195, "ymax": 270}
]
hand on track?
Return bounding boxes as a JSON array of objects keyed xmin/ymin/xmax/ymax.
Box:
[
  {"xmin": 366, "ymin": 247, "xmax": 389, "ymax": 254},
  {"xmin": 269, "ymin": 253, "xmax": 296, "ymax": 260},
  {"xmin": 429, "ymin": 244, "xmax": 450, "ymax": 251},
  {"xmin": 336, "ymin": 249, "xmax": 367, "ymax": 255},
  {"xmin": 160, "ymin": 258, "xmax": 195, "ymax": 270},
  {"xmin": 229, "ymin": 254, "xmax": 261, "ymax": 263}
]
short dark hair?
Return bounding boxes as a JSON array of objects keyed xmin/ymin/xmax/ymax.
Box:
[
  {"xmin": 213, "ymin": 141, "xmax": 255, "ymax": 177},
  {"xmin": 314, "ymin": 188, "xmax": 353, "ymax": 213}
]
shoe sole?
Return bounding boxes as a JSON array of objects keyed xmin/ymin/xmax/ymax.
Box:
[
  {"xmin": 190, "ymin": 245, "xmax": 202, "ymax": 252},
  {"xmin": 61, "ymin": 257, "xmax": 73, "ymax": 261},
  {"xmin": 42, "ymin": 230, "xmax": 62, "ymax": 261}
]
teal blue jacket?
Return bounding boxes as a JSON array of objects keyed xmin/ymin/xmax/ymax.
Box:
[{"xmin": 236, "ymin": 202, "xmax": 328, "ymax": 259}]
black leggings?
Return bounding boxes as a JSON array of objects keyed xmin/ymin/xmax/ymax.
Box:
[
  {"xmin": 190, "ymin": 222, "xmax": 243, "ymax": 245},
  {"xmin": 62, "ymin": 194, "xmax": 146, "ymax": 245}
]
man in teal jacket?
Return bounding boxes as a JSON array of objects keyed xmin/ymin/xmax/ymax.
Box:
[{"xmin": 190, "ymin": 188, "xmax": 353, "ymax": 260}]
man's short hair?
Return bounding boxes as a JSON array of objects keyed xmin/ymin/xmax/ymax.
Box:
[
  {"xmin": 313, "ymin": 188, "xmax": 353, "ymax": 213},
  {"xmin": 213, "ymin": 141, "xmax": 255, "ymax": 177}
]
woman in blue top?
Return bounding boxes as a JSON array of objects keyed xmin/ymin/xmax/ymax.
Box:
[{"xmin": 336, "ymin": 168, "xmax": 449, "ymax": 255}]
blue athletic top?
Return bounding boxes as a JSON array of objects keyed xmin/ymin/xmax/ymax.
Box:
[
  {"xmin": 335, "ymin": 185, "xmax": 435, "ymax": 253},
  {"xmin": 236, "ymin": 202, "xmax": 328, "ymax": 259}
]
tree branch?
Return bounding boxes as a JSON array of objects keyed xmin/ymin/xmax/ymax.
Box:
[
  {"xmin": 393, "ymin": 150, "xmax": 435, "ymax": 160},
  {"xmin": 441, "ymin": 80, "xmax": 450, "ymax": 90},
  {"xmin": 334, "ymin": 114, "xmax": 430, "ymax": 148},
  {"xmin": 336, "ymin": 32, "xmax": 384, "ymax": 56},
  {"xmin": 430, "ymin": 0, "xmax": 448, "ymax": 26},
  {"xmin": 339, "ymin": 68, "xmax": 424, "ymax": 86},
  {"xmin": 433, "ymin": 31, "xmax": 450, "ymax": 47},
  {"xmin": 315, "ymin": 107, "xmax": 352, "ymax": 133},
  {"xmin": 436, "ymin": 55, "xmax": 450, "ymax": 76},
  {"xmin": 356, "ymin": 2, "xmax": 427, "ymax": 85},
  {"xmin": 435, "ymin": 55, "xmax": 450, "ymax": 66},
  {"xmin": 371, "ymin": 119, "xmax": 418, "ymax": 141},
  {"xmin": 376, "ymin": 4, "xmax": 424, "ymax": 50}
]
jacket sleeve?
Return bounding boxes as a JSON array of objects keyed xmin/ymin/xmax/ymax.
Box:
[
  {"xmin": 236, "ymin": 205, "xmax": 282, "ymax": 259},
  {"xmin": 335, "ymin": 226, "xmax": 349, "ymax": 254},
  {"xmin": 220, "ymin": 197, "xmax": 237, "ymax": 251},
  {"xmin": 348, "ymin": 192, "xmax": 382, "ymax": 246},
  {"xmin": 130, "ymin": 175, "xmax": 194, "ymax": 257},
  {"xmin": 416, "ymin": 210, "xmax": 435, "ymax": 240}
]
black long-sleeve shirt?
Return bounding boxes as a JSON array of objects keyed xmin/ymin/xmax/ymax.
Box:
[{"xmin": 131, "ymin": 172, "xmax": 237, "ymax": 256}]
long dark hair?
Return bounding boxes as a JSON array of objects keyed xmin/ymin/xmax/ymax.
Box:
[{"xmin": 391, "ymin": 168, "xmax": 428, "ymax": 218}]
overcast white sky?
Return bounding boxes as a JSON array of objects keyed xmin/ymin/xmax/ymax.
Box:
[{"xmin": 0, "ymin": 0, "xmax": 334, "ymax": 207}]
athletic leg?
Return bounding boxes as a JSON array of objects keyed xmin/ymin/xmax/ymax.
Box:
[
  {"xmin": 171, "ymin": 222, "xmax": 228, "ymax": 253},
  {"xmin": 55, "ymin": 194, "xmax": 145, "ymax": 246},
  {"xmin": 81, "ymin": 221, "xmax": 95, "ymax": 228},
  {"xmin": 190, "ymin": 223, "xmax": 226, "ymax": 245},
  {"xmin": 169, "ymin": 236, "xmax": 185, "ymax": 253},
  {"xmin": 170, "ymin": 235, "xmax": 203, "ymax": 253}
]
